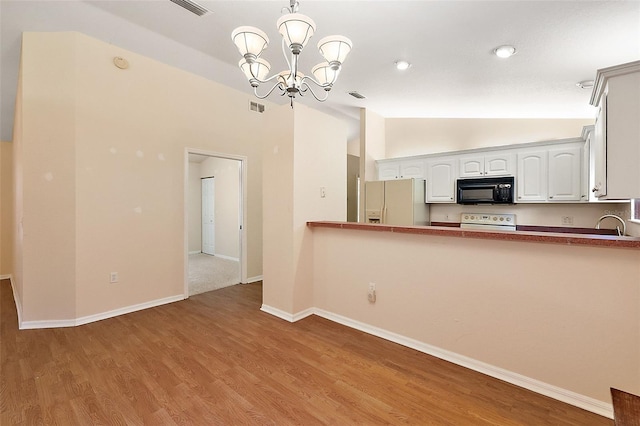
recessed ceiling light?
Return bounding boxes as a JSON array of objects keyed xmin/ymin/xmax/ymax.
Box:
[
  {"xmin": 576, "ymin": 80, "xmax": 594, "ymax": 89},
  {"xmin": 395, "ymin": 60, "xmax": 411, "ymax": 70},
  {"xmin": 494, "ymin": 45, "xmax": 516, "ymax": 58}
]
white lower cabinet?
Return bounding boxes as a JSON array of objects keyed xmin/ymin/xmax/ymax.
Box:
[{"xmin": 426, "ymin": 158, "xmax": 456, "ymax": 202}]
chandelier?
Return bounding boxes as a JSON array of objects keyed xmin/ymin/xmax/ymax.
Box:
[{"xmin": 231, "ymin": 0, "xmax": 352, "ymax": 105}]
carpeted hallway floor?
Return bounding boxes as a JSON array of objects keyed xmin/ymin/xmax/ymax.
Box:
[{"xmin": 188, "ymin": 253, "xmax": 240, "ymax": 296}]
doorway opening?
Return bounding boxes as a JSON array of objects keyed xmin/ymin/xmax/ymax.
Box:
[{"xmin": 184, "ymin": 149, "xmax": 247, "ymax": 297}]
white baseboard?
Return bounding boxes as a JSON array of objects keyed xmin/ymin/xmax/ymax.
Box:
[
  {"xmin": 260, "ymin": 304, "xmax": 314, "ymax": 322},
  {"xmin": 246, "ymin": 275, "xmax": 263, "ymax": 284},
  {"xmin": 260, "ymin": 306, "xmax": 614, "ymax": 419},
  {"xmin": 19, "ymin": 294, "xmax": 186, "ymax": 330},
  {"xmin": 0, "ymin": 274, "xmax": 12, "ymax": 280},
  {"xmin": 188, "ymin": 250, "xmax": 201, "ymax": 255},
  {"xmin": 214, "ymin": 253, "xmax": 240, "ymax": 262}
]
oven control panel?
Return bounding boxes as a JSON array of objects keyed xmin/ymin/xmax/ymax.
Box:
[
  {"xmin": 461, "ymin": 213, "xmax": 515, "ymax": 225},
  {"xmin": 460, "ymin": 213, "xmax": 516, "ymax": 231}
]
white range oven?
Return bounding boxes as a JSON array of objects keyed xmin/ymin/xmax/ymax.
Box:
[{"xmin": 460, "ymin": 213, "xmax": 516, "ymax": 231}]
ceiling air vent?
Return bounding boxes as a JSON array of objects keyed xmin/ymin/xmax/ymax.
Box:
[
  {"xmin": 249, "ymin": 101, "xmax": 265, "ymax": 114},
  {"xmin": 349, "ymin": 91, "xmax": 366, "ymax": 99},
  {"xmin": 169, "ymin": 0, "xmax": 211, "ymax": 16}
]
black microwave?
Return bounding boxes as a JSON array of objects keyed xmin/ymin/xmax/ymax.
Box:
[{"xmin": 456, "ymin": 176, "xmax": 515, "ymax": 204}]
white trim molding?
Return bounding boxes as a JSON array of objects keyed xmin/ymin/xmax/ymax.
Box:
[
  {"xmin": 188, "ymin": 250, "xmax": 202, "ymax": 255},
  {"xmin": 260, "ymin": 306, "xmax": 614, "ymax": 419},
  {"xmin": 19, "ymin": 294, "xmax": 185, "ymax": 330},
  {"xmin": 260, "ymin": 304, "xmax": 314, "ymax": 323},
  {"xmin": 214, "ymin": 254, "xmax": 240, "ymax": 262},
  {"xmin": 246, "ymin": 275, "xmax": 263, "ymax": 284}
]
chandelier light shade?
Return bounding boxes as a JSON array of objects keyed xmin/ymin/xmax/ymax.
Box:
[
  {"xmin": 312, "ymin": 62, "xmax": 338, "ymax": 88},
  {"xmin": 231, "ymin": 0, "xmax": 352, "ymax": 104},
  {"xmin": 239, "ymin": 58, "xmax": 271, "ymax": 86},
  {"xmin": 277, "ymin": 13, "xmax": 316, "ymax": 53},
  {"xmin": 317, "ymin": 35, "xmax": 352, "ymax": 65},
  {"xmin": 231, "ymin": 26, "xmax": 269, "ymax": 59}
]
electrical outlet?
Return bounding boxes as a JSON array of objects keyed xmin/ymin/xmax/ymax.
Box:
[
  {"xmin": 110, "ymin": 272, "xmax": 119, "ymax": 283},
  {"xmin": 561, "ymin": 216, "xmax": 574, "ymax": 226},
  {"xmin": 368, "ymin": 283, "xmax": 376, "ymax": 303},
  {"xmin": 320, "ymin": 187, "xmax": 326, "ymax": 198}
]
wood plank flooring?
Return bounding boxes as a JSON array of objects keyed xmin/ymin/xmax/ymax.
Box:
[{"xmin": 1, "ymin": 279, "xmax": 612, "ymax": 425}]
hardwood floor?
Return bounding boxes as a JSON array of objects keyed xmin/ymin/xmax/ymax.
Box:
[{"xmin": 1, "ymin": 279, "xmax": 612, "ymax": 425}]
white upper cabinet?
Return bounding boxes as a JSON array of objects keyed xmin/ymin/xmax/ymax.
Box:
[
  {"xmin": 485, "ymin": 153, "xmax": 515, "ymax": 176},
  {"xmin": 590, "ymin": 60, "xmax": 640, "ymax": 199},
  {"xmin": 377, "ymin": 161, "xmax": 401, "ymax": 181},
  {"xmin": 399, "ymin": 159, "xmax": 425, "ymax": 179},
  {"xmin": 426, "ymin": 158, "xmax": 456, "ymax": 202},
  {"xmin": 459, "ymin": 153, "xmax": 514, "ymax": 178},
  {"xmin": 548, "ymin": 145, "xmax": 582, "ymax": 201},
  {"xmin": 516, "ymin": 143, "xmax": 584, "ymax": 203},
  {"xmin": 581, "ymin": 127, "xmax": 592, "ymax": 202},
  {"xmin": 377, "ymin": 159, "xmax": 424, "ymax": 180},
  {"xmin": 458, "ymin": 155, "xmax": 484, "ymax": 177},
  {"xmin": 517, "ymin": 150, "xmax": 548, "ymax": 202}
]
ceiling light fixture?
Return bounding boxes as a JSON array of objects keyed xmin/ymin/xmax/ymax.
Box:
[
  {"xmin": 494, "ymin": 45, "xmax": 516, "ymax": 59},
  {"xmin": 395, "ymin": 60, "xmax": 411, "ymax": 71},
  {"xmin": 231, "ymin": 0, "xmax": 352, "ymax": 106}
]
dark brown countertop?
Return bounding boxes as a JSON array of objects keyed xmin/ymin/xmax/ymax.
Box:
[{"xmin": 307, "ymin": 221, "xmax": 640, "ymax": 249}]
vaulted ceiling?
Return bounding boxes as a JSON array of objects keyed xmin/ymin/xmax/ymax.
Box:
[{"xmin": 1, "ymin": 0, "xmax": 639, "ymax": 141}]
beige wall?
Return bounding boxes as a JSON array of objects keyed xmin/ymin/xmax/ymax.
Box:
[
  {"xmin": 347, "ymin": 137, "xmax": 360, "ymax": 157},
  {"xmin": 262, "ymin": 105, "xmax": 295, "ymax": 313},
  {"xmin": 15, "ymin": 32, "xmax": 268, "ymax": 323},
  {"xmin": 187, "ymin": 162, "xmax": 202, "ymax": 253},
  {"xmin": 262, "ymin": 104, "xmax": 347, "ymax": 315},
  {"xmin": 200, "ymin": 157, "xmax": 240, "ymax": 260},
  {"xmin": 0, "ymin": 141, "xmax": 13, "ymax": 277},
  {"xmin": 385, "ymin": 118, "xmax": 594, "ymax": 158},
  {"xmin": 311, "ymin": 226, "xmax": 640, "ymax": 405},
  {"xmin": 19, "ymin": 33, "xmax": 77, "ymax": 321}
]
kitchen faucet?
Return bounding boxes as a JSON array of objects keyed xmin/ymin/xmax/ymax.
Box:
[{"xmin": 595, "ymin": 214, "xmax": 626, "ymax": 236}]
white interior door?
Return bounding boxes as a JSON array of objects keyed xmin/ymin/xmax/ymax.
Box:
[{"xmin": 201, "ymin": 177, "xmax": 215, "ymax": 255}]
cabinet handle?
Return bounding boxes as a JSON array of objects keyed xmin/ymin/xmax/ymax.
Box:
[
  {"xmin": 591, "ymin": 187, "xmax": 598, "ymax": 193},
  {"xmin": 549, "ymin": 196, "xmax": 553, "ymax": 199}
]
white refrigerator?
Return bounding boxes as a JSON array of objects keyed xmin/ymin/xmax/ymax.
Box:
[{"xmin": 364, "ymin": 179, "xmax": 430, "ymax": 226}]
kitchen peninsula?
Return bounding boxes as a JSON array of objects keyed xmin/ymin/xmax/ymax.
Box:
[
  {"xmin": 305, "ymin": 219, "xmax": 640, "ymax": 420},
  {"xmin": 308, "ymin": 221, "xmax": 640, "ymax": 249}
]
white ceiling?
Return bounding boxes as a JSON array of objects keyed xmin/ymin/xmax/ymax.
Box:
[{"xmin": 1, "ymin": 0, "xmax": 639, "ymax": 142}]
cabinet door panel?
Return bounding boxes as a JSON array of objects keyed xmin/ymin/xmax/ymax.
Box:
[
  {"xmin": 592, "ymin": 94, "xmax": 607, "ymax": 197},
  {"xmin": 548, "ymin": 146, "xmax": 581, "ymax": 201},
  {"xmin": 378, "ymin": 162, "xmax": 400, "ymax": 180},
  {"xmin": 485, "ymin": 153, "xmax": 515, "ymax": 176},
  {"xmin": 458, "ymin": 156, "xmax": 484, "ymax": 177},
  {"xmin": 427, "ymin": 159, "xmax": 456, "ymax": 202},
  {"xmin": 517, "ymin": 151, "xmax": 547, "ymax": 202},
  {"xmin": 400, "ymin": 160, "xmax": 425, "ymax": 179}
]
